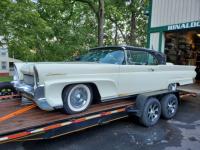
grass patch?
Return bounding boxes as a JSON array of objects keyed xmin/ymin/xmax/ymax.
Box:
[{"xmin": 0, "ymin": 76, "xmax": 12, "ymax": 82}]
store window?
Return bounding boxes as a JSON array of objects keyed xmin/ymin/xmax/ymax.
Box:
[
  {"xmin": 1, "ymin": 51, "xmax": 7, "ymax": 56},
  {"xmin": 1, "ymin": 61, "xmax": 7, "ymax": 70},
  {"xmin": 0, "ymin": 48, "xmax": 7, "ymax": 56}
]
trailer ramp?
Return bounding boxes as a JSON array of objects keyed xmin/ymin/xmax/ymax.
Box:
[{"xmin": 177, "ymin": 84, "xmax": 200, "ymax": 95}]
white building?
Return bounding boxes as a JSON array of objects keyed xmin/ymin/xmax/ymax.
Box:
[
  {"xmin": 0, "ymin": 36, "xmax": 22, "ymax": 76},
  {"xmin": 147, "ymin": 0, "xmax": 200, "ymax": 80}
]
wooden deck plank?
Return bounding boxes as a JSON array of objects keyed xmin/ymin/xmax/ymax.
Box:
[{"xmin": 0, "ymin": 99, "xmax": 135, "ymax": 136}]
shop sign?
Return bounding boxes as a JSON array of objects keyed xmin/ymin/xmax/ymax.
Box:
[{"xmin": 167, "ymin": 21, "xmax": 200, "ymax": 31}]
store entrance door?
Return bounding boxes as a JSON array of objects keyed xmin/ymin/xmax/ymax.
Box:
[{"xmin": 165, "ymin": 29, "xmax": 200, "ymax": 82}]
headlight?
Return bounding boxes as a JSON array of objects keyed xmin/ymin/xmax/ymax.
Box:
[
  {"xmin": 13, "ymin": 65, "xmax": 19, "ymax": 81},
  {"xmin": 33, "ymin": 66, "xmax": 39, "ymax": 87}
]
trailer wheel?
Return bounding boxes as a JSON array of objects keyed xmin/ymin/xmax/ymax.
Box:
[
  {"xmin": 161, "ymin": 94, "xmax": 178, "ymax": 119},
  {"xmin": 62, "ymin": 84, "xmax": 93, "ymax": 114},
  {"xmin": 140, "ymin": 97, "xmax": 161, "ymax": 127}
]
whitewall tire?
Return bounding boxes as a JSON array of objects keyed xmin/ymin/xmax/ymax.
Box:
[{"xmin": 63, "ymin": 84, "xmax": 93, "ymax": 114}]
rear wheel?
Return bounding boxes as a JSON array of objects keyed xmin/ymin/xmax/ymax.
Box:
[
  {"xmin": 140, "ymin": 97, "xmax": 161, "ymax": 127},
  {"xmin": 62, "ymin": 84, "xmax": 93, "ymax": 114},
  {"xmin": 161, "ymin": 94, "xmax": 178, "ymax": 119}
]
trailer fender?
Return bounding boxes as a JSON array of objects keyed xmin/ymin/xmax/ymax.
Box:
[{"xmin": 126, "ymin": 94, "xmax": 149, "ymax": 117}]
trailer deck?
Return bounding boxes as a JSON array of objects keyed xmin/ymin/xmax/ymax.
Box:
[
  {"xmin": 0, "ymin": 96, "xmax": 135, "ymax": 143},
  {"xmin": 0, "ymin": 83, "xmax": 199, "ymax": 144},
  {"xmin": 177, "ymin": 84, "xmax": 200, "ymax": 95}
]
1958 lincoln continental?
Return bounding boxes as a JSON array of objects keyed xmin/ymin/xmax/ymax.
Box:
[{"xmin": 12, "ymin": 46, "xmax": 196, "ymax": 114}]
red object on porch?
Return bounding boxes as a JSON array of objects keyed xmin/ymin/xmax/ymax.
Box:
[{"xmin": 0, "ymin": 73, "xmax": 9, "ymax": 77}]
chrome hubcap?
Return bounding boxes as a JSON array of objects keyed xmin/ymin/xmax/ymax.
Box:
[
  {"xmin": 147, "ymin": 103, "xmax": 159, "ymax": 122},
  {"xmin": 70, "ymin": 87, "xmax": 88, "ymax": 109},
  {"xmin": 167, "ymin": 99, "xmax": 176, "ymax": 115}
]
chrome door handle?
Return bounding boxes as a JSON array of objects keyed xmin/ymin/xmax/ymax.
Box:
[{"xmin": 148, "ymin": 68, "xmax": 155, "ymax": 71}]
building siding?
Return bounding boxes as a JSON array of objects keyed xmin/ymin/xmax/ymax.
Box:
[
  {"xmin": 0, "ymin": 36, "xmax": 9, "ymax": 75},
  {"xmin": 151, "ymin": 0, "xmax": 200, "ymax": 28},
  {"xmin": 149, "ymin": 32, "xmax": 159, "ymax": 50},
  {"xmin": 0, "ymin": 48, "xmax": 9, "ymax": 74}
]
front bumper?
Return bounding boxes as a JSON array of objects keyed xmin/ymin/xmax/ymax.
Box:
[{"xmin": 12, "ymin": 81, "xmax": 54, "ymax": 111}]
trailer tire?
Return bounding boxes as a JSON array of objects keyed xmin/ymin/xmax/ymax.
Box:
[
  {"xmin": 139, "ymin": 97, "xmax": 161, "ymax": 127},
  {"xmin": 62, "ymin": 84, "xmax": 93, "ymax": 114},
  {"xmin": 161, "ymin": 94, "xmax": 178, "ymax": 119}
]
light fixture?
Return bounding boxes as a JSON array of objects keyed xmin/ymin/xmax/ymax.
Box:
[{"xmin": 197, "ymin": 34, "xmax": 200, "ymax": 38}]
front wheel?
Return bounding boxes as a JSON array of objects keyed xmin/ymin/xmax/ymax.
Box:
[{"xmin": 62, "ymin": 84, "xmax": 93, "ymax": 114}]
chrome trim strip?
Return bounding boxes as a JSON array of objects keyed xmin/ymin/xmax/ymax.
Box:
[{"xmin": 101, "ymin": 95, "xmax": 137, "ymax": 102}]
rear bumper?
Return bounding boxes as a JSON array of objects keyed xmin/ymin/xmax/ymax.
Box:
[{"xmin": 12, "ymin": 81, "xmax": 54, "ymax": 111}]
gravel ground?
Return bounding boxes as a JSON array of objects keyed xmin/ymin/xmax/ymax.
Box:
[{"xmin": 0, "ymin": 96, "xmax": 200, "ymax": 150}]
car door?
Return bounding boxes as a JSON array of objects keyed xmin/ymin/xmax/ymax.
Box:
[{"xmin": 118, "ymin": 49, "xmax": 164, "ymax": 96}]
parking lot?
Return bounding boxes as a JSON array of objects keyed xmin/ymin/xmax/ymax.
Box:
[{"xmin": 0, "ymin": 96, "xmax": 199, "ymax": 150}]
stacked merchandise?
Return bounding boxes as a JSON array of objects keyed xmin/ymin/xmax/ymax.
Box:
[
  {"xmin": 165, "ymin": 34, "xmax": 177, "ymax": 64},
  {"xmin": 195, "ymin": 50, "xmax": 200, "ymax": 82},
  {"xmin": 165, "ymin": 33, "xmax": 195, "ymax": 65},
  {"xmin": 165, "ymin": 32, "xmax": 200, "ymax": 82},
  {"xmin": 178, "ymin": 35, "xmax": 195, "ymax": 65}
]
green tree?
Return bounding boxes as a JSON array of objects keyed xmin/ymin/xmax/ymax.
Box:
[
  {"xmin": 105, "ymin": 0, "xmax": 148, "ymax": 46},
  {"xmin": 0, "ymin": 0, "xmax": 149, "ymax": 62}
]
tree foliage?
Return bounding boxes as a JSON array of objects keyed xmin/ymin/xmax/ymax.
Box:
[{"xmin": 0, "ymin": 0, "xmax": 149, "ymax": 61}]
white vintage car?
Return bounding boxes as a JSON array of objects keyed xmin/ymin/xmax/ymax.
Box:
[{"xmin": 12, "ymin": 46, "xmax": 196, "ymax": 114}]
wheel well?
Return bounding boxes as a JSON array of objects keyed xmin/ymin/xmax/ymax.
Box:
[{"xmin": 62, "ymin": 83, "xmax": 101, "ymax": 104}]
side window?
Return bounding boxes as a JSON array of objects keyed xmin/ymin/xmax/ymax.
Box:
[
  {"xmin": 127, "ymin": 50, "xmax": 159, "ymax": 65},
  {"xmin": 147, "ymin": 53, "xmax": 158, "ymax": 65},
  {"xmin": 100, "ymin": 50, "xmax": 125, "ymax": 64},
  {"xmin": 127, "ymin": 50, "xmax": 148, "ymax": 65}
]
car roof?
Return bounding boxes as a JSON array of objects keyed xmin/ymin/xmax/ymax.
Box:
[
  {"xmin": 90, "ymin": 45, "xmax": 159, "ymax": 54},
  {"xmin": 89, "ymin": 45, "xmax": 166, "ymax": 64}
]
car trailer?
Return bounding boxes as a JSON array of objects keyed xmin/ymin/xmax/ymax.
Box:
[{"xmin": 0, "ymin": 82, "xmax": 199, "ymax": 144}]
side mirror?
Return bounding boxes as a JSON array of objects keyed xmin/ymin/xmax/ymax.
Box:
[{"xmin": 74, "ymin": 56, "xmax": 80, "ymax": 61}]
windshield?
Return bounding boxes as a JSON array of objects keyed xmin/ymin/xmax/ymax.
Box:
[{"xmin": 79, "ymin": 49, "xmax": 125, "ymax": 64}]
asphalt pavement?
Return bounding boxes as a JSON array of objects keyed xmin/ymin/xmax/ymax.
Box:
[{"xmin": 0, "ymin": 96, "xmax": 200, "ymax": 150}]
